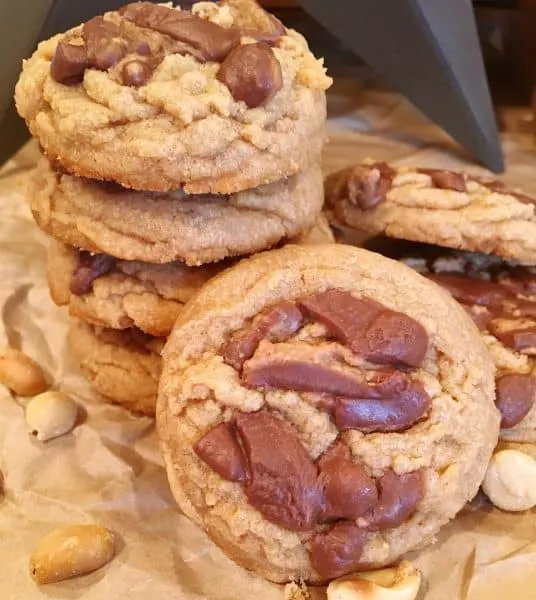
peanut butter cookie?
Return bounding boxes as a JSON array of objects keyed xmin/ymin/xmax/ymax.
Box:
[
  {"xmin": 15, "ymin": 1, "xmax": 331, "ymax": 193},
  {"xmin": 157, "ymin": 244, "xmax": 499, "ymax": 583},
  {"xmin": 29, "ymin": 156, "xmax": 324, "ymax": 266},
  {"xmin": 326, "ymin": 161, "xmax": 536, "ymax": 263},
  {"xmin": 68, "ymin": 317, "xmax": 162, "ymax": 415}
]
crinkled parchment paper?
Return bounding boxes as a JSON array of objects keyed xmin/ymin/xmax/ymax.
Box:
[{"xmin": 1, "ymin": 78, "xmax": 536, "ymax": 599}]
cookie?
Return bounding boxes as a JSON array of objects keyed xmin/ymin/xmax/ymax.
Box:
[
  {"xmin": 68, "ymin": 317, "xmax": 162, "ymax": 416},
  {"xmin": 29, "ymin": 156, "xmax": 325, "ymax": 266},
  {"xmin": 326, "ymin": 161, "xmax": 536, "ymax": 263},
  {"xmin": 15, "ymin": 0, "xmax": 331, "ymax": 194},
  {"xmin": 157, "ymin": 244, "xmax": 498, "ymax": 583},
  {"xmin": 48, "ymin": 217, "xmax": 333, "ymax": 336},
  {"xmin": 369, "ymin": 239, "xmax": 536, "ymax": 444}
]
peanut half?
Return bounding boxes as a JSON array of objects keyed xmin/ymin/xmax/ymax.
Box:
[
  {"xmin": 0, "ymin": 348, "xmax": 48, "ymax": 396},
  {"xmin": 483, "ymin": 449, "xmax": 536, "ymax": 512},
  {"xmin": 327, "ymin": 561, "xmax": 422, "ymax": 600},
  {"xmin": 30, "ymin": 524, "xmax": 116, "ymax": 584},
  {"xmin": 25, "ymin": 391, "xmax": 78, "ymax": 442}
]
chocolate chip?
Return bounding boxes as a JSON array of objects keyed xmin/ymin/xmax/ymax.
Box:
[
  {"xmin": 223, "ymin": 302, "xmax": 304, "ymax": 371},
  {"xmin": 83, "ymin": 17, "xmax": 129, "ymax": 70},
  {"xmin": 488, "ymin": 322, "xmax": 536, "ymax": 353},
  {"xmin": 317, "ymin": 441, "xmax": 377, "ymax": 521},
  {"xmin": 121, "ymin": 58, "xmax": 157, "ymax": 87},
  {"xmin": 235, "ymin": 411, "xmax": 322, "ymax": 531},
  {"xmin": 194, "ymin": 422, "xmax": 248, "ymax": 483},
  {"xmin": 334, "ymin": 380, "xmax": 431, "ymax": 433},
  {"xmin": 426, "ymin": 273, "xmax": 512, "ymax": 307},
  {"xmin": 50, "ymin": 41, "xmax": 90, "ymax": 85},
  {"xmin": 298, "ymin": 291, "xmax": 428, "ymax": 367},
  {"xmin": 309, "ymin": 522, "xmax": 367, "ymax": 579},
  {"xmin": 121, "ymin": 2, "xmax": 241, "ymax": 62},
  {"xmin": 343, "ymin": 162, "xmax": 395, "ymax": 210},
  {"xmin": 70, "ymin": 251, "xmax": 116, "ymax": 295},
  {"xmin": 496, "ymin": 374, "xmax": 536, "ymax": 428},
  {"xmin": 217, "ymin": 43, "xmax": 282, "ymax": 108},
  {"xmin": 419, "ymin": 168, "xmax": 467, "ymax": 192},
  {"xmin": 369, "ymin": 469, "xmax": 424, "ymax": 530}
]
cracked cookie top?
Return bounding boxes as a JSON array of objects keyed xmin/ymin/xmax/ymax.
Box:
[
  {"xmin": 157, "ymin": 244, "xmax": 499, "ymax": 583},
  {"xmin": 15, "ymin": 0, "xmax": 331, "ymax": 193}
]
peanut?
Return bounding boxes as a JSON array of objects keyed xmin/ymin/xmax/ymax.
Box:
[
  {"xmin": 327, "ymin": 561, "xmax": 421, "ymax": 600},
  {"xmin": 26, "ymin": 391, "xmax": 78, "ymax": 442},
  {"xmin": 30, "ymin": 524, "xmax": 116, "ymax": 584},
  {"xmin": 0, "ymin": 348, "xmax": 47, "ymax": 396}
]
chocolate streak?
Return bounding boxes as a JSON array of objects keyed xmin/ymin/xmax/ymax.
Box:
[{"xmin": 70, "ymin": 251, "xmax": 116, "ymax": 295}]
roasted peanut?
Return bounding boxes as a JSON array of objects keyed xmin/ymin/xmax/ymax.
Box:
[
  {"xmin": 30, "ymin": 524, "xmax": 116, "ymax": 584},
  {"xmin": 327, "ymin": 561, "xmax": 422, "ymax": 600},
  {"xmin": 0, "ymin": 348, "xmax": 47, "ymax": 396},
  {"xmin": 483, "ymin": 449, "xmax": 536, "ymax": 512},
  {"xmin": 26, "ymin": 391, "xmax": 78, "ymax": 442}
]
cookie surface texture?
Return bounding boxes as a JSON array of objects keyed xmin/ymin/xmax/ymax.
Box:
[
  {"xmin": 15, "ymin": 0, "xmax": 331, "ymax": 193},
  {"xmin": 29, "ymin": 156, "xmax": 324, "ymax": 266},
  {"xmin": 157, "ymin": 244, "xmax": 499, "ymax": 583},
  {"xmin": 69, "ymin": 318, "xmax": 162, "ymax": 415},
  {"xmin": 326, "ymin": 162, "xmax": 536, "ymax": 263}
]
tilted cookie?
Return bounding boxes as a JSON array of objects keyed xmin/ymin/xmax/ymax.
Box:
[
  {"xmin": 15, "ymin": 0, "xmax": 331, "ymax": 193},
  {"xmin": 326, "ymin": 161, "xmax": 536, "ymax": 263},
  {"xmin": 68, "ymin": 318, "xmax": 162, "ymax": 415},
  {"xmin": 370, "ymin": 240, "xmax": 536, "ymax": 443},
  {"xmin": 157, "ymin": 244, "xmax": 499, "ymax": 583},
  {"xmin": 29, "ymin": 156, "xmax": 324, "ymax": 266}
]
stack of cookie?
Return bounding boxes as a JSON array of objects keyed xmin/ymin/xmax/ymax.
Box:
[
  {"xmin": 15, "ymin": 0, "xmax": 332, "ymax": 415},
  {"xmin": 326, "ymin": 161, "xmax": 536, "ymax": 445}
]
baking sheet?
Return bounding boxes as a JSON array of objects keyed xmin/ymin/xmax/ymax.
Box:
[{"xmin": 1, "ymin": 78, "xmax": 536, "ymax": 599}]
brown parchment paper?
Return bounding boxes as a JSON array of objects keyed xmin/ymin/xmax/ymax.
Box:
[{"xmin": 2, "ymin": 76, "xmax": 536, "ymax": 599}]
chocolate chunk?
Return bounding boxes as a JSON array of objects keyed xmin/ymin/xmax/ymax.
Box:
[
  {"xmin": 121, "ymin": 58, "xmax": 157, "ymax": 87},
  {"xmin": 120, "ymin": 2, "xmax": 241, "ymax": 62},
  {"xmin": 217, "ymin": 43, "xmax": 282, "ymax": 108},
  {"xmin": 426, "ymin": 273, "xmax": 511, "ymax": 307},
  {"xmin": 83, "ymin": 17, "xmax": 127, "ymax": 70},
  {"xmin": 317, "ymin": 441, "xmax": 377, "ymax": 521},
  {"xmin": 194, "ymin": 422, "xmax": 248, "ymax": 483},
  {"xmin": 50, "ymin": 42, "xmax": 90, "ymax": 85},
  {"xmin": 496, "ymin": 374, "xmax": 536, "ymax": 428},
  {"xmin": 462, "ymin": 304, "xmax": 492, "ymax": 331},
  {"xmin": 223, "ymin": 302, "xmax": 303, "ymax": 371},
  {"xmin": 343, "ymin": 163, "xmax": 395, "ymax": 210},
  {"xmin": 235, "ymin": 411, "xmax": 322, "ymax": 531},
  {"xmin": 298, "ymin": 291, "xmax": 428, "ymax": 367},
  {"xmin": 334, "ymin": 380, "xmax": 431, "ymax": 433},
  {"xmin": 70, "ymin": 251, "xmax": 116, "ymax": 295},
  {"xmin": 419, "ymin": 168, "xmax": 467, "ymax": 192},
  {"xmin": 309, "ymin": 522, "xmax": 367, "ymax": 579},
  {"xmin": 496, "ymin": 268, "xmax": 536, "ymax": 296},
  {"xmin": 369, "ymin": 469, "xmax": 424, "ymax": 530},
  {"xmin": 488, "ymin": 322, "xmax": 536, "ymax": 353}
]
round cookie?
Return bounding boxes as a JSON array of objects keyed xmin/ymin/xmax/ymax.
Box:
[
  {"xmin": 28, "ymin": 156, "xmax": 325, "ymax": 266},
  {"xmin": 326, "ymin": 161, "xmax": 536, "ymax": 263},
  {"xmin": 15, "ymin": 0, "xmax": 331, "ymax": 194},
  {"xmin": 68, "ymin": 317, "xmax": 162, "ymax": 416},
  {"xmin": 157, "ymin": 244, "xmax": 499, "ymax": 584},
  {"xmin": 368, "ymin": 239, "xmax": 536, "ymax": 444}
]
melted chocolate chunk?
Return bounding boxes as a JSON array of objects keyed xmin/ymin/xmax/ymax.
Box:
[
  {"xmin": 120, "ymin": 2, "xmax": 241, "ymax": 62},
  {"xmin": 50, "ymin": 42, "xmax": 90, "ymax": 85},
  {"xmin": 309, "ymin": 522, "xmax": 367, "ymax": 579},
  {"xmin": 426, "ymin": 273, "xmax": 512, "ymax": 307},
  {"xmin": 471, "ymin": 176, "xmax": 536, "ymax": 205},
  {"xmin": 194, "ymin": 422, "xmax": 248, "ymax": 483},
  {"xmin": 217, "ymin": 42, "xmax": 282, "ymax": 108},
  {"xmin": 496, "ymin": 374, "xmax": 536, "ymax": 429},
  {"xmin": 496, "ymin": 268, "xmax": 536, "ymax": 296},
  {"xmin": 70, "ymin": 251, "xmax": 116, "ymax": 295},
  {"xmin": 334, "ymin": 380, "xmax": 431, "ymax": 433},
  {"xmin": 317, "ymin": 441, "xmax": 377, "ymax": 521},
  {"xmin": 343, "ymin": 162, "xmax": 395, "ymax": 210},
  {"xmin": 223, "ymin": 302, "xmax": 304, "ymax": 371},
  {"xmin": 419, "ymin": 168, "xmax": 467, "ymax": 192},
  {"xmin": 235, "ymin": 411, "xmax": 322, "ymax": 531},
  {"xmin": 369, "ymin": 469, "xmax": 424, "ymax": 530},
  {"xmin": 298, "ymin": 291, "xmax": 428, "ymax": 367},
  {"xmin": 488, "ymin": 322, "xmax": 536, "ymax": 354},
  {"xmin": 462, "ymin": 304, "xmax": 492, "ymax": 331}
]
